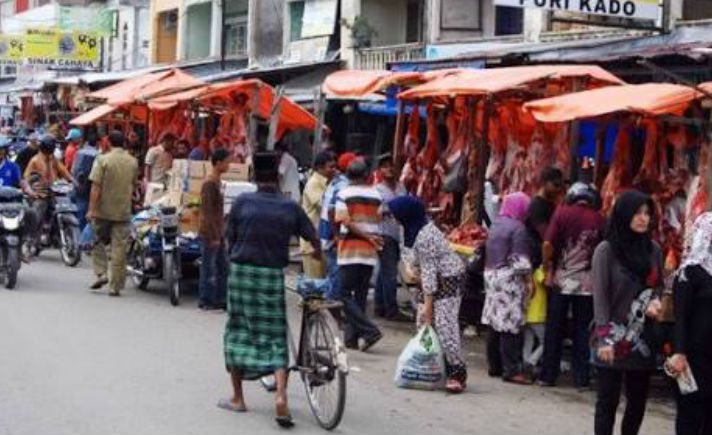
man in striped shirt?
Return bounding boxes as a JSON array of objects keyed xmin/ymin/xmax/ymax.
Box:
[{"xmin": 334, "ymin": 159, "xmax": 383, "ymax": 351}]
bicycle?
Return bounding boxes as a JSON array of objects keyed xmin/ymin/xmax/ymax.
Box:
[{"xmin": 261, "ymin": 293, "xmax": 349, "ymax": 430}]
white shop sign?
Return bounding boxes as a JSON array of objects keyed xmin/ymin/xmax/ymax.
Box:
[{"xmin": 494, "ymin": 0, "xmax": 659, "ymax": 21}]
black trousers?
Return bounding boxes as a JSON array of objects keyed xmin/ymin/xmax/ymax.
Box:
[
  {"xmin": 486, "ymin": 329, "xmax": 523, "ymax": 379},
  {"xmin": 339, "ymin": 264, "xmax": 381, "ymax": 344},
  {"xmin": 595, "ymin": 367, "xmax": 652, "ymax": 435},
  {"xmin": 676, "ymin": 392, "xmax": 712, "ymax": 435}
]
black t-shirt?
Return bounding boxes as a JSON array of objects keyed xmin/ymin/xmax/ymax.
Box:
[{"xmin": 15, "ymin": 145, "xmax": 37, "ymax": 175}]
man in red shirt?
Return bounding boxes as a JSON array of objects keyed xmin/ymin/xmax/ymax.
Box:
[{"xmin": 64, "ymin": 128, "xmax": 83, "ymax": 171}]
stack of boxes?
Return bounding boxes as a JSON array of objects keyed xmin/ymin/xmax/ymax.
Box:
[{"xmin": 163, "ymin": 160, "xmax": 251, "ymax": 235}]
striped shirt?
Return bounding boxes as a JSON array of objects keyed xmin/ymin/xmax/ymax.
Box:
[{"xmin": 334, "ymin": 185, "xmax": 383, "ymax": 267}]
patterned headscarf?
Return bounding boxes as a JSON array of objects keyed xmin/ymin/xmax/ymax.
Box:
[
  {"xmin": 678, "ymin": 212, "xmax": 712, "ymax": 281},
  {"xmin": 499, "ymin": 192, "xmax": 531, "ymax": 222}
]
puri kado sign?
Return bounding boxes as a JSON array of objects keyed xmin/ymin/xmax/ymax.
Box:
[{"xmin": 494, "ymin": 0, "xmax": 659, "ymax": 20}]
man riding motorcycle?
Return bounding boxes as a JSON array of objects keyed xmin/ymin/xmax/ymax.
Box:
[
  {"xmin": 0, "ymin": 138, "xmax": 37, "ymax": 256},
  {"xmin": 23, "ymin": 135, "xmax": 74, "ymax": 246}
]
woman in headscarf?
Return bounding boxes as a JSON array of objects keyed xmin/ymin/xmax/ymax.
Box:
[
  {"xmin": 482, "ymin": 192, "xmax": 533, "ymax": 385},
  {"xmin": 591, "ymin": 190, "xmax": 663, "ymax": 435},
  {"xmin": 670, "ymin": 212, "xmax": 712, "ymax": 435},
  {"xmin": 389, "ymin": 195, "xmax": 467, "ymax": 393}
]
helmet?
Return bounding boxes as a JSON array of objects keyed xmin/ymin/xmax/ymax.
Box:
[
  {"xmin": 39, "ymin": 135, "xmax": 56, "ymax": 153},
  {"xmin": 66, "ymin": 128, "xmax": 82, "ymax": 142},
  {"xmin": 566, "ymin": 182, "xmax": 600, "ymax": 209}
]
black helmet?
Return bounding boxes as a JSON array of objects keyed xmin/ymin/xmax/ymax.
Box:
[
  {"xmin": 39, "ymin": 134, "xmax": 56, "ymax": 153},
  {"xmin": 566, "ymin": 182, "xmax": 600, "ymax": 209}
]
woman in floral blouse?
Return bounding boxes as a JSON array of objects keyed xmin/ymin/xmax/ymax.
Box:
[
  {"xmin": 389, "ymin": 196, "xmax": 467, "ymax": 393},
  {"xmin": 482, "ymin": 192, "xmax": 533, "ymax": 385}
]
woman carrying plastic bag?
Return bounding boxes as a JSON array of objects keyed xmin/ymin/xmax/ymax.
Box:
[{"xmin": 389, "ymin": 196, "xmax": 468, "ymax": 393}]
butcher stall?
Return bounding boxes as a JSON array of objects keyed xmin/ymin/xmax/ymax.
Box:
[
  {"xmin": 394, "ymin": 65, "xmax": 625, "ymax": 252},
  {"xmin": 524, "ymin": 82, "xmax": 712, "ymax": 273}
]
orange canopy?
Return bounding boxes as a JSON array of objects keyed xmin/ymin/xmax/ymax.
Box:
[
  {"xmin": 88, "ymin": 69, "xmax": 204, "ymax": 106},
  {"xmin": 149, "ymin": 79, "xmax": 319, "ymax": 132},
  {"xmin": 322, "ymin": 70, "xmax": 428, "ymax": 97},
  {"xmin": 398, "ymin": 65, "xmax": 624, "ymax": 101},
  {"xmin": 70, "ymin": 104, "xmax": 116, "ymax": 126},
  {"xmin": 524, "ymin": 83, "xmax": 712, "ymax": 122}
]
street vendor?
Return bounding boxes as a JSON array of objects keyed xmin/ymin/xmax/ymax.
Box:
[{"xmin": 144, "ymin": 133, "xmax": 175, "ymax": 185}]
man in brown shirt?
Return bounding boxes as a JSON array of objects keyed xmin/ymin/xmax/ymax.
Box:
[
  {"xmin": 88, "ymin": 130, "xmax": 139, "ymax": 296},
  {"xmin": 198, "ymin": 148, "xmax": 230, "ymax": 310}
]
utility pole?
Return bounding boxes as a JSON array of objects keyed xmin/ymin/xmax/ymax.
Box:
[{"xmin": 220, "ymin": 0, "xmax": 226, "ymax": 70}]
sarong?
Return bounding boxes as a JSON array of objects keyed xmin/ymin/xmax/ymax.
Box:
[{"xmin": 224, "ymin": 263, "xmax": 288, "ymax": 380}]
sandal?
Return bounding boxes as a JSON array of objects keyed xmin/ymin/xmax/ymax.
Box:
[
  {"xmin": 275, "ymin": 415, "xmax": 295, "ymax": 429},
  {"xmin": 446, "ymin": 379, "xmax": 465, "ymax": 394},
  {"xmin": 217, "ymin": 397, "xmax": 247, "ymax": 413}
]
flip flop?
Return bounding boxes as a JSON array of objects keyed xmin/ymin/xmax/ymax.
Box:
[
  {"xmin": 217, "ymin": 398, "xmax": 247, "ymax": 413},
  {"xmin": 275, "ymin": 414, "xmax": 295, "ymax": 429}
]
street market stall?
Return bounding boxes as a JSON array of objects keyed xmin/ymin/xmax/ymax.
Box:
[
  {"xmin": 524, "ymin": 82, "xmax": 712, "ymax": 270},
  {"xmin": 394, "ymin": 65, "xmax": 625, "ymax": 251}
]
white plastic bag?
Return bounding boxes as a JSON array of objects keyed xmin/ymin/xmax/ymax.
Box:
[{"xmin": 394, "ymin": 325, "xmax": 446, "ymax": 390}]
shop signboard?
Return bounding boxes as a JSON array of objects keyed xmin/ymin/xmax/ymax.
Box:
[
  {"xmin": 24, "ymin": 28, "xmax": 100, "ymax": 70},
  {"xmin": 493, "ymin": 0, "xmax": 659, "ymax": 21},
  {"xmin": 0, "ymin": 35, "xmax": 25, "ymax": 66}
]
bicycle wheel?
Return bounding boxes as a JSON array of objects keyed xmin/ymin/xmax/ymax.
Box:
[{"xmin": 300, "ymin": 308, "xmax": 347, "ymax": 430}]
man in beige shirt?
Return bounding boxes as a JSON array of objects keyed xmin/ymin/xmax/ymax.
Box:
[
  {"xmin": 144, "ymin": 133, "xmax": 175, "ymax": 185},
  {"xmin": 88, "ymin": 130, "xmax": 139, "ymax": 296},
  {"xmin": 300, "ymin": 151, "xmax": 335, "ymax": 278}
]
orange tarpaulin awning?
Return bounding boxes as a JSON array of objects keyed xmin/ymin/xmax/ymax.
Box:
[
  {"xmin": 88, "ymin": 69, "xmax": 204, "ymax": 106},
  {"xmin": 397, "ymin": 65, "xmax": 625, "ymax": 101},
  {"xmin": 322, "ymin": 70, "xmax": 428, "ymax": 98},
  {"xmin": 70, "ymin": 104, "xmax": 117, "ymax": 126},
  {"xmin": 148, "ymin": 79, "xmax": 319, "ymax": 131},
  {"xmin": 524, "ymin": 83, "xmax": 712, "ymax": 122}
]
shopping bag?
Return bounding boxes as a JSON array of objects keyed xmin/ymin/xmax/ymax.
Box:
[
  {"xmin": 79, "ymin": 224, "xmax": 95, "ymax": 252},
  {"xmin": 394, "ymin": 325, "xmax": 446, "ymax": 390}
]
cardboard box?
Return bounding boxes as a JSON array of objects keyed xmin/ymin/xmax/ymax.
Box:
[
  {"xmin": 221, "ymin": 164, "xmax": 249, "ymax": 182},
  {"xmin": 143, "ymin": 182, "xmax": 166, "ymax": 207},
  {"xmin": 187, "ymin": 178, "xmax": 204, "ymax": 195},
  {"xmin": 172, "ymin": 159, "xmax": 189, "ymax": 177},
  {"xmin": 188, "ymin": 161, "xmax": 208, "ymax": 179},
  {"xmin": 165, "ymin": 191, "xmax": 183, "ymax": 208}
]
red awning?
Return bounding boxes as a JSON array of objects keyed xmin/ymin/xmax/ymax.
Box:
[{"xmin": 69, "ymin": 104, "xmax": 117, "ymax": 126}]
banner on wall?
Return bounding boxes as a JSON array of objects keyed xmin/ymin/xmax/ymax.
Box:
[
  {"xmin": 59, "ymin": 5, "xmax": 115, "ymax": 35},
  {"xmin": 24, "ymin": 28, "xmax": 100, "ymax": 69},
  {"xmin": 0, "ymin": 35, "xmax": 25, "ymax": 66}
]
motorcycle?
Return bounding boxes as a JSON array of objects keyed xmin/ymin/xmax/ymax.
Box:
[
  {"xmin": 0, "ymin": 187, "xmax": 26, "ymax": 289},
  {"xmin": 31, "ymin": 179, "xmax": 82, "ymax": 267},
  {"xmin": 126, "ymin": 206, "xmax": 201, "ymax": 306}
]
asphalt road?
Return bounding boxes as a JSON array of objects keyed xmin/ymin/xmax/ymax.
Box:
[{"xmin": 0, "ymin": 252, "xmax": 675, "ymax": 435}]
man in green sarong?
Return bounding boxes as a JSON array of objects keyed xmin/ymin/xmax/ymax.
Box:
[{"xmin": 219, "ymin": 152, "xmax": 320, "ymax": 428}]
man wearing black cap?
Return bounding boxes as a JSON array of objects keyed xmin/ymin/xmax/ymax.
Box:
[
  {"xmin": 334, "ymin": 159, "xmax": 384, "ymax": 351},
  {"xmin": 221, "ymin": 152, "xmax": 320, "ymax": 427}
]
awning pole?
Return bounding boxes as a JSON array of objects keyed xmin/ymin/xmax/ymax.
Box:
[{"xmin": 393, "ymin": 100, "xmax": 406, "ymax": 169}]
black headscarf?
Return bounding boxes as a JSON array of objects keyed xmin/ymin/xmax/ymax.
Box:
[{"xmin": 606, "ymin": 190, "xmax": 655, "ymax": 281}]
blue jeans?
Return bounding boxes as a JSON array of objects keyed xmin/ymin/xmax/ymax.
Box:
[
  {"xmin": 540, "ymin": 292, "xmax": 593, "ymax": 387},
  {"xmin": 199, "ymin": 241, "xmax": 227, "ymax": 307},
  {"xmin": 375, "ymin": 236, "xmax": 400, "ymax": 317},
  {"xmin": 75, "ymin": 197, "xmax": 89, "ymax": 231},
  {"xmin": 325, "ymin": 246, "xmax": 340, "ymax": 300}
]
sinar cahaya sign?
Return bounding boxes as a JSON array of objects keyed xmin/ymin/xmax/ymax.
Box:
[
  {"xmin": 25, "ymin": 28, "xmax": 100, "ymax": 69},
  {"xmin": 0, "ymin": 29, "xmax": 100, "ymax": 70},
  {"xmin": 494, "ymin": 0, "xmax": 659, "ymax": 20}
]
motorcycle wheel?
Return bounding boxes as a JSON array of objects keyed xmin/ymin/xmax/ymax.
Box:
[
  {"xmin": 60, "ymin": 225, "xmax": 81, "ymax": 267},
  {"xmin": 128, "ymin": 244, "xmax": 150, "ymax": 290},
  {"xmin": 165, "ymin": 254, "xmax": 180, "ymax": 306},
  {"xmin": 5, "ymin": 247, "xmax": 18, "ymax": 290}
]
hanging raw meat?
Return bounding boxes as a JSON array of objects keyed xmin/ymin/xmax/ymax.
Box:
[
  {"xmin": 523, "ymin": 123, "xmax": 556, "ymax": 193},
  {"xmin": 686, "ymin": 145, "xmax": 709, "ymax": 231},
  {"xmin": 485, "ymin": 107, "xmax": 506, "ymax": 184},
  {"xmin": 601, "ymin": 122, "xmax": 633, "ymax": 215},
  {"xmin": 552, "ymin": 122, "xmax": 572, "ymax": 176},
  {"xmin": 400, "ymin": 106, "xmax": 422, "ymax": 193},
  {"xmin": 500, "ymin": 103, "xmax": 532, "ymax": 194},
  {"xmin": 415, "ymin": 102, "xmax": 442, "ymax": 206},
  {"xmin": 632, "ymin": 121, "xmax": 660, "ymax": 192}
]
